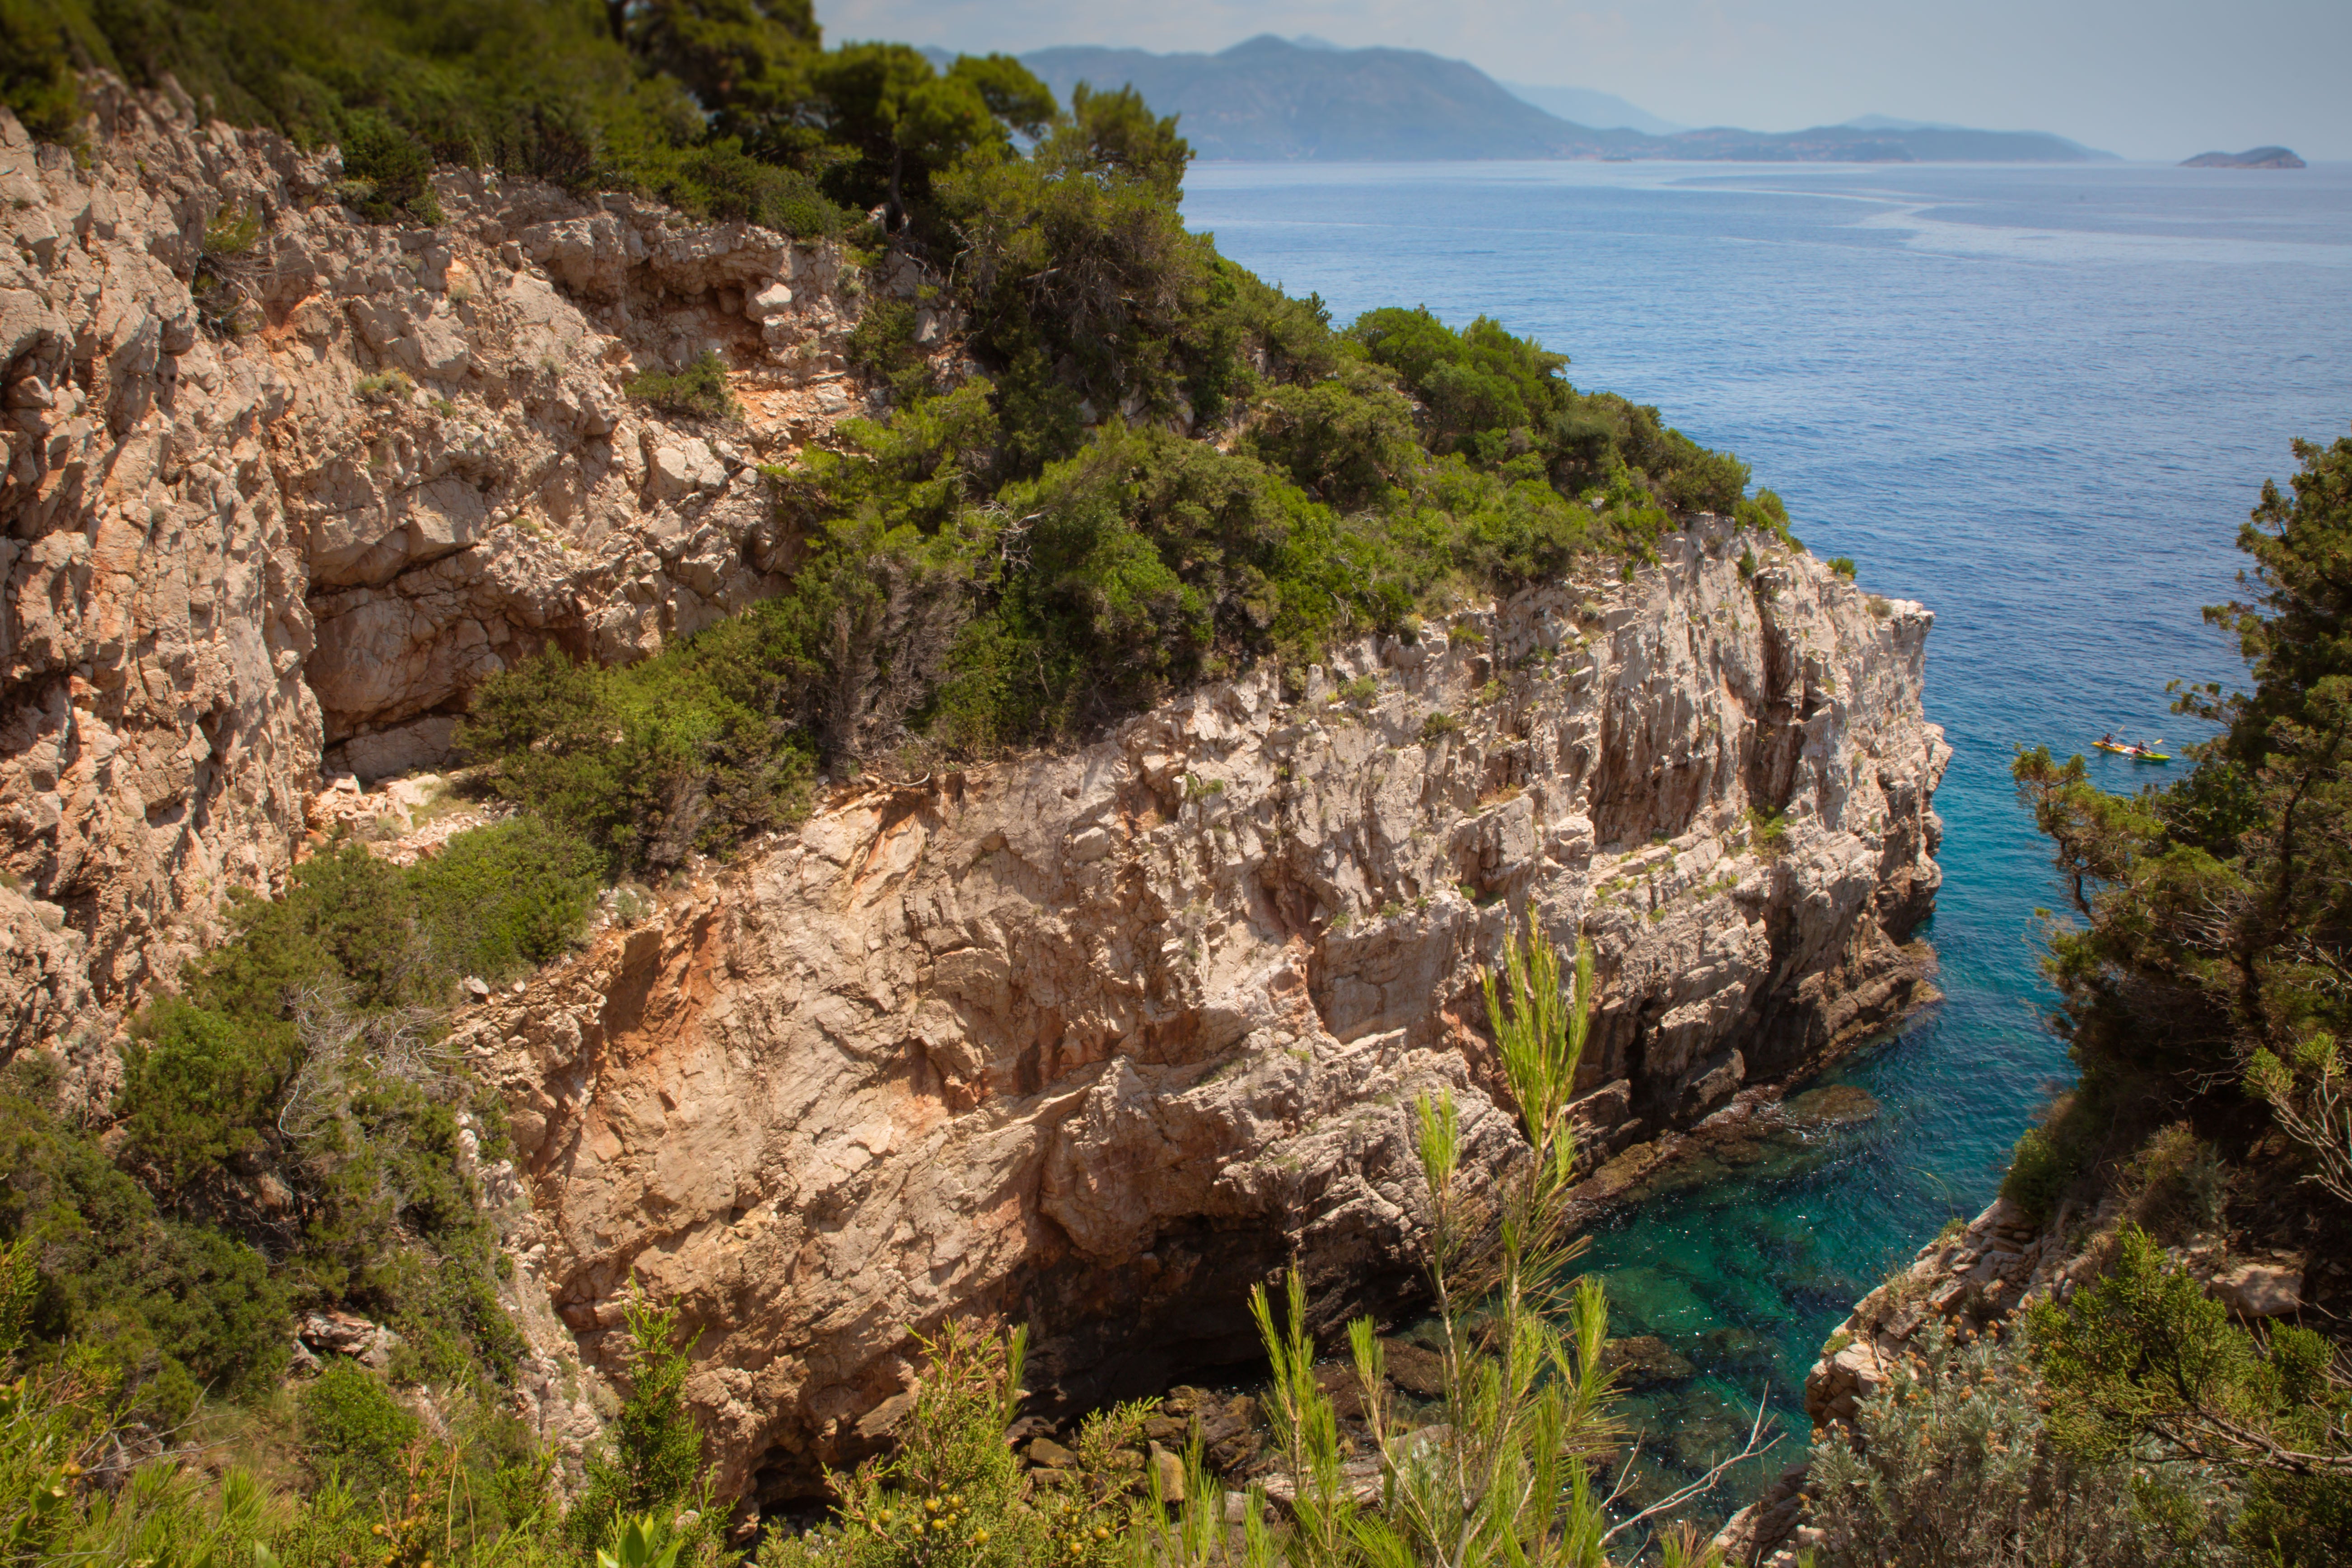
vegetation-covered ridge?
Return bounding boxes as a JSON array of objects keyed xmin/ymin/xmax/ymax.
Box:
[
  {"xmin": 6, "ymin": 2, "xmax": 1787, "ymax": 883},
  {"xmin": 430, "ymin": 51, "xmax": 1784, "ymax": 878},
  {"xmin": 1788, "ymin": 430, "xmax": 2352, "ymax": 1568}
]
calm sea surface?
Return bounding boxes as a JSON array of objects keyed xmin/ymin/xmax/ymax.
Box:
[{"xmin": 1183, "ymin": 159, "xmax": 2352, "ymax": 1521}]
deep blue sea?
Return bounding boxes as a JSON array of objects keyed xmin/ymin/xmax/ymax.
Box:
[{"xmin": 1184, "ymin": 159, "xmax": 2352, "ymax": 1521}]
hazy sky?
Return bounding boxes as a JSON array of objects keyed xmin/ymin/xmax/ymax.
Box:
[{"xmin": 824, "ymin": 0, "xmax": 2352, "ymax": 162}]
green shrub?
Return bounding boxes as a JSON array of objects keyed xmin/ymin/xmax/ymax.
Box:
[
  {"xmin": 1241, "ymin": 362, "xmax": 1421, "ymax": 511},
  {"xmin": 624, "ymin": 137, "xmax": 846, "ymax": 238},
  {"xmin": 1810, "ymin": 1321, "xmax": 2224, "ymax": 1567},
  {"xmin": 355, "ymin": 370, "xmax": 415, "ymax": 404},
  {"xmin": 626, "ymin": 350, "xmax": 737, "ymax": 421},
  {"xmin": 341, "ymin": 109, "xmax": 442, "ymax": 224},
  {"xmin": 409, "ymin": 816, "xmax": 602, "ymax": 978},
  {"xmin": 462, "ymin": 636, "xmax": 817, "ymax": 875},
  {"xmin": 2000, "ymin": 1122, "xmax": 2080, "ymax": 1223},
  {"xmin": 1745, "ymin": 805, "xmax": 1789, "ymax": 857},
  {"xmin": 0, "ymin": 1057, "xmax": 290, "ymax": 1408},
  {"xmin": 1735, "ymin": 486, "xmax": 1798, "ymax": 544},
  {"xmin": 847, "ymin": 295, "xmax": 932, "ymax": 402},
  {"xmin": 567, "ymin": 1286, "xmax": 721, "ymax": 1560},
  {"xmin": 202, "ymin": 203, "xmax": 261, "ymax": 255},
  {"xmin": 115, "ymin": 997, "xmax": 282, "ymax": 1193},
  {"xmin": 2030, "ymin": 1227, "xmax": 2352, "ymax": 1563},
  {"xmin": 299, "ymin": 1361, "xmax": 419, "ymax": 1503},
  {"xmin": 1828, "ymin": 555, "xmax": 1858, "ymax": 579}
]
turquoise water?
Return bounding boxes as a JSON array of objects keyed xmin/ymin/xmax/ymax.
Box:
[{"xmin": 1184, "ymin": 160, "xmax": 2352, "ymax": 1514}]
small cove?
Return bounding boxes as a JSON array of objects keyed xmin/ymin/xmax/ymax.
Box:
[{"xmin": 1185, "ymin": 157, "xmax": 2352, "ymax": 1525}]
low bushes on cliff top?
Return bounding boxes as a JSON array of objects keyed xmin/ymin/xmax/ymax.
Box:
[{"xmin": 465, "ymin": 299, "xmax": 1770, "ymax": 877}]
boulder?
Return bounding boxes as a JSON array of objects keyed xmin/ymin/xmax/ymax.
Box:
[{"xmin": 2209, "ymin": 1261, "xmax": 2303, "ymax": 1317}]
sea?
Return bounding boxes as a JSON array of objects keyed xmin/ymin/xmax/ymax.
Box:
[{"xmin": 1182, "ymin": 158, "xmax": 2352, "ymax": 1526}]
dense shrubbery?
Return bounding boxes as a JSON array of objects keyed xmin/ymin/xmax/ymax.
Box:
[
  {"xmin": 0, "ymin": 0, "xmax": 1029, "ymax": 238},
  {"xmin": 466, "ymin": 104, "xmax": 1778, "ymax": 870},
  {"xmin": 8, "ymin": 0, "xmax": 1778, "ymax": 882},
  {"xmin": 0, "ymin": 1237, "xmax": 712, "ymax": 1567},
  {"xmin": 2011, "ymin": 434, "xmax": 2352, "ymax": 1200},
  {"xmin": 3, "ymin": 917, "xmax": 1765, "ymax": 1568},
  {"xmin": 1810, "ymin": 1318, "xmax": 2231, "ymax": 1566},
  {"xmin": 2002, "ymin": 431, "xmax": 2352, "ymax": 1563},
  {"xmin": 1, "ymin": 823, "xmax": 602, "ymax": 1435}
]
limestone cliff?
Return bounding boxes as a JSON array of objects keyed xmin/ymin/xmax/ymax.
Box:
[
  {"xmin": 0, "ymin": 81, "xmax": 876, "ymax": 1022},
  {"xmin": 458, "ymin": 518, "xmax": 1946, "ymax": 1503},
  {"xmin": 2, "ymin": 84, "xmax": 1947, "ymax": 1516}
]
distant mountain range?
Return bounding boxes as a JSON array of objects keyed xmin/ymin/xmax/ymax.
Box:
[{"xmin": 1008, "ymin": 35, "xmax": 2117, "ymax": 163}]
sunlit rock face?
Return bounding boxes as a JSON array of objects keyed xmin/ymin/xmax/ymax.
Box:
[
  {"xmin": 467, "ymin": 516, "xmax": 1946, "ymax": 1501},
  {"xmin": 0, "ymin": 83, "xmax": 873, "ymax": 1022}
]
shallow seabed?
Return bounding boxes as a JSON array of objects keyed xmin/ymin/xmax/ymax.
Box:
[{"xmin": 1184, "ymin": 158, "xmax": 2352, "ymax": 1528}]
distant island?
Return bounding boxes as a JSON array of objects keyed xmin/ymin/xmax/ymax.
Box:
[
  {"xmin": 2181, "ymin": 146, "xmax": 2305, "ymax": 168},
  {"xmin": 1010, "ymin": 35, "xmax": 2116, "ymax": 163}
]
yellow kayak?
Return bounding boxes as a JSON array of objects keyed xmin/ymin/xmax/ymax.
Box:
[{"xmin": 2094, "ymin": 741, "xmax": 2170, "ymax": 762}]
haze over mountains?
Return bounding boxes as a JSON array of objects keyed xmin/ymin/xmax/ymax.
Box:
[{"xmin": 1008, "ymin": 35, "xmax": 2117, "ymax": 163}]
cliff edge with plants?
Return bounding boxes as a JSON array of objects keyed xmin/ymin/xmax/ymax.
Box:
[{"xmin": 1, "ymin": 4, "xmax": 1948, "ymax": 1554}]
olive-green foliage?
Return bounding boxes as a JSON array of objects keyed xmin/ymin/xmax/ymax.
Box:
[
  {"xmin": 1809, "ymin": 1320, "xmax": 2228, "ymax": 1567},
  {"xmin": 628, "ymin": 350, "xmax": 738, "ymax": 421},
  {"xmin": 2030, "ymin": 1227, "xmax": 2352, "ymax": 1566},
  {"xmin": 2012, "ymin": 432, "xmax": 2352, "ymax": 1562},
  {"xmin": 1240, "ymin": 359, "xmax": 1420, "ymax": 512},
  {"xmin": 2013, "ymin": 433, "xmax": 2352, "ymax": 1163},
  {"xmin": 299, "ymin": 1360, "xmax": 419, "ymax": 1503},
  {"xmin": 846, "ymin": 295, "xmax": 933, "ymax": 405},
  {"xmin": 2, "ymin": 823, "xmax": 599, "ymax": 1420},
  {"xmin": 473, "ymin": 269, "xmax": 1757, "ymax": 862},
  {"xmin": 1351, "ymin": 305, "xmax": 1751, "ymax": 513},
  {"xmin": 0, "ymin": 0, "xmax": 855, "ymax": 236},
  {"xmin": 2000, "ymin": 1126, "xmax": 2072, "ymax": 1223},
  {"xmin": 0, "ymin": 1053, "xmax": 288, "ymax": 1414},
  {"xmin": 934, "ymin": 83, "xmax": 1216, "ymax": 475},
  {"xmin": 567, "ymin": 1287, "xmax": 724, "ymax": 1563},
  {"xmin": 342, "ymin": 105, "xmax": 443, "ymax": 223},
  {"xmin": 754, "ymin": 1319, "xmax": 1152, "ymax": 1568},
  {"xmin": 0, "ymin": 1302, "xmax": 569, "ymax": 1567},
  {"xmin": 461, "ymin": 624, "xmax": 820, "ymax": 876},
  {"xmin": 809, "ymin": 43, "xmax": 1052, "ymax": 229},
  {"xmin": 0, "ymin": 0, "xmax": 98, "ymax": 142},
  {"xmin": 0, "ymin": 1330, "xmax": 288, "ymax": 1567},
  {"xmin": 1997, "ymin": 1094, "xmax": 2097, "ymax": 1225},
  {"xmin": 411, "ymin": 815, "xmax": 607, "ymax": 978}
]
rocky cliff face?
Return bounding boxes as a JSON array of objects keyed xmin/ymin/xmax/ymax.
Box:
[
  {"xmin": 457, "ymin": 518, "xmax": 1947, "ymax": 1503},
  {"xmin": 0, "ymin": 81, "xmax": 874, "ymax": 1024},
  {"xmin": 3, "ymin": 84, "xmax": 1948, "ymax": 1518}
]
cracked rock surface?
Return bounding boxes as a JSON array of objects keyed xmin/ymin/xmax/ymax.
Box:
[
  {"xmin": 462, "ymin": 516, "xmax": 1947, "ymax": 1501},
  {"xmin": 1, "ymin": 84, "xmax": 869, "ymax": 1014}
]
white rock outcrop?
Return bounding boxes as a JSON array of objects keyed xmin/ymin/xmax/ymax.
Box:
[{"xmin": 0, "ymin": 84, "xmax": 871, "ymax": 1015}]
